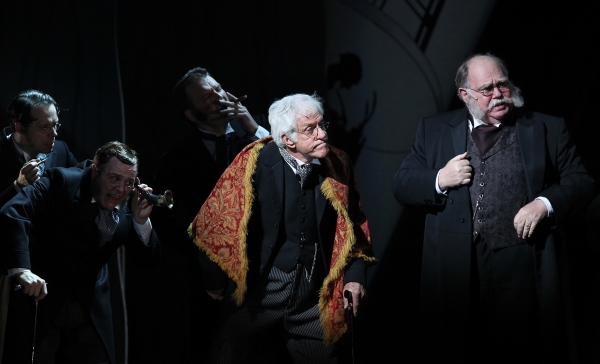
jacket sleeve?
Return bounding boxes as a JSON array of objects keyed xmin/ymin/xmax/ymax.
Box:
[
  {"xmin": 537, "ymin": 117, "xmax": 594, "ymax": 224},
  {"xmin": 393, "ymin": 117, "xmax": 447, "ymax": 208}
]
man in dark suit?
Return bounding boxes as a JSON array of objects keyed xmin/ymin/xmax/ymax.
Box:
[
  {"xmin": 393, "ymin": 53, "xmax": 594, "ymax": 363},
  {"xmin": 153, "ymin": 67, "xmax": 268, "ymax": 247},
  {"xmin": 190, "ymin": 93, "xmax": 375, "ymax": 363},
  {"xmin": 0, "ymin": 90, "xmax": 78, "ymax": 207},
  {"xmin": 0, "ymin": 90, "xmax": 79, "ymax": 361},
  {"xmin": 131, "ymin": 67, "xmax": 269, "ymax": 363},
  {"xmin": 0, "ymin": 141, "xmax": 160, "ymax": 363}
]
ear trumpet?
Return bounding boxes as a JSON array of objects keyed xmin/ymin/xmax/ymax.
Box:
[{"xmin": 134, "ymin": 183, "xmax": 174, "ymax": 209}]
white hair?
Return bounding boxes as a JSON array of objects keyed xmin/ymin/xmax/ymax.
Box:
[{"xmin": 268, "ymin": 93, "xmax": 324, "ymax": 148}]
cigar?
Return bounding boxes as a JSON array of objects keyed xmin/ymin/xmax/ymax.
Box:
[{"xmin": 233, "ymin": 95, "xmax": 247, "ymax": 104}]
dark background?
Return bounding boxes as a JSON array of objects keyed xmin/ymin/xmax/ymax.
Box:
[
  {"xmin": 367, "ymin": 2, "xmax": 600, "ymax": 363},
  {"xmin": 2, "ymin": 0, "xmax": 600, "ymax": 362}
]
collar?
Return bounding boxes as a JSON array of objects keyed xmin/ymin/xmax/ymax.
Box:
[
  {"xmin": 468, "ymin": 112, "xmax": 502, "ymax": 131},
  {"xmin": 197, "ymin": 123, "xmax": 234, "ymax": 138},
  {"xmin": 277, "ymin": 147, "xmax": 321, "ymax": 173},
  {"xmin": 90, "ymin": 197, "xmax": 122, "ymax": 212},
  {"xmin": 11, "ymin": 136, "xmax": 46, "ymax": 162}
]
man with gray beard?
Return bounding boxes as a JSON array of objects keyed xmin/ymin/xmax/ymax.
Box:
[{"xmin": 393, "ymin": 53, "xmax": 594, "ymax": 364}]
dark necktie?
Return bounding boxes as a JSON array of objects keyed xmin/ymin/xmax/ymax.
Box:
[
  {"xmin": 471, "ymin": 123, "xmax": 504, "ymax": 155},
  {"xmin": 96, "ymin": 207, "xmax": 118, "ymax": 246},
  {"xmin": 198, "ymin": 130, "xmax": 230, "ymax": 170}
]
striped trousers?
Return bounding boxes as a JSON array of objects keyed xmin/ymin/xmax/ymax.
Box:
[{"xmin": 209, "ymin": 264, "xmax": 337, "ymax": 364}]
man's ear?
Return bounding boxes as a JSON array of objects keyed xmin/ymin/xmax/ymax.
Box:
[
  {"xmin": 458, "ymin": 88, "xmax": 476, "ymax": 102},
  {"xmin": 184, "ymin": 109, "xmax": 197, "ymax": 123},
  {"xmin": 14, "ymin": 122, "xmax": 25, "ymax": 134},
  {"xmin": 281, "ymin": 133, "xmax": 295, "ymax": 149}
]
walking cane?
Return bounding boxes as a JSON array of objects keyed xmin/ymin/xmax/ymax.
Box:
[
  {"xmin": 344, "ymin": 290, "xmax": 354, "ymax": 364},
  {"xmin": 12, "ymin": 282, "xmax": 38, "ymax": 364},
  {"xmin": 30, "ymin": 300, "xmax": 38, "ymax": 364}
]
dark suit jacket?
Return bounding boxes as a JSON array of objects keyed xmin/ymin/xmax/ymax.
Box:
[
  {"xmin": 131, "ymin": 122, "xmax": 264, "ymax": 362},
  {"xmin": 393, "ymin": 107, "xmax": 594, "ymax": 358},
  {"xmin": 203, "ymin": 142, "xmax": 367, "ymax": 292},
  {"xmin": 152, "ymin": 123, "xmax": 258, "ymax": 251},
  {"xmin": 0, "ymin": 165, "xmax": 160, "ymax": 363},
  {"xmin": 0, "ymin": 126, "xmax": 78, "ymax": 207}
]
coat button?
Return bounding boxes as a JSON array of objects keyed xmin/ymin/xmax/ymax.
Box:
[
  {"xmin": 479, "ymin": 182, "xmax": 485, "ymax": 187},
  {"xmin": 473, "ymin": 231, "xmax": 479, "ymax": 236},
  {"xmin": 458, "ymin": 217, "xmax": 464, "ymax": 223}
]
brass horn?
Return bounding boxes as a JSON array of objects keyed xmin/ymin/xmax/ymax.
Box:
[{"xmin": 134, "ymin": 183, "xmax": 174, "ymax": 209}]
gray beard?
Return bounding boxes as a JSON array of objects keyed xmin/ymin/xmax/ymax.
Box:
[{"xmin": 466, "ymin": 100, "xmax": 487, "ymax": 121}]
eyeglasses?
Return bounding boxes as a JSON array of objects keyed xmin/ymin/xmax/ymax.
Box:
[
  {"xmin": 100, "ymin": 170, "xmax": 134, "ymax": 190},
  {"xmin": 465, "ymin": 81, "xmax": 511, "ymax": 97},
  {"xmin": 34, "ymin": 122, "xmax": 61, "ymax": 133},
  {"xmin": 298, "ymin": 121, "xmax": 329, "ymax": 139}
]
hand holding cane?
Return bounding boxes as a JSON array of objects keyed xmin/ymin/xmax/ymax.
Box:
[{"xmin": 344, "ymin": 290, "xmax": 355, "ymax": 364}]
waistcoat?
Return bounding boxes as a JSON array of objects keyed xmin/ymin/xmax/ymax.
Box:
[
  {"xmin": 469, "ymin": 125, "xmax": 529, "ymax": 249},
  {"xmin": 270, "ymin": 163, "xmax": 321, "ymax": 274}
]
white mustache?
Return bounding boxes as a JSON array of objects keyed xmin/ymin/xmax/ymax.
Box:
[{"xmin": 488, "ymin": 97, "xmax": 513, "ymax": 110}]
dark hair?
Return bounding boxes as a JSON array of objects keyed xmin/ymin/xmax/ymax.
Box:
[
  {"xmin": 173, "ymin": 67, "xmax": 210, "ymax": 116},
  {"xmin": 7, "ymin": 90, "xmax": 59, "ymax": 131},
  {"xmin": 93, "ymin": 141, "xmax": 138, "ymax": 169},
  {"xmin": 455, "ymin": 52, "xmax": 510, "ymax": 89}
]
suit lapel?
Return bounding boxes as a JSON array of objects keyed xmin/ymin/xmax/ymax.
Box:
[
  {"xmin": 192, "ymin": 130, "xmax": 219, "ymax": 168},
  {"xmin": 451, "ymin": 109, "xmax": 469, "ymax": 155},
  {"xmin": 260, "ymin": 143, "xmax": 284, "ymax": 222},
  {"xmin": 315, "ymin": 165, "xmax": 327, "ymax": 225},
  {"xmin": 43, "ymin": 152, "xmax": 55, "ymax": 168},
  {"xmin": 516, "ymin": 114, "xmax": 545, "ymax": 198},
  {"xmin": 258, "ymin": 143, "xmax": 328, "ymax": 228},
  {"xmin": 72, "ymin": 168, "xmax": 100, "ymax": 247}
]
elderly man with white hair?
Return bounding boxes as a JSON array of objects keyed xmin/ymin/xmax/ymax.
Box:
[{"xmin": 191, "ymin": 93, "xmax": 375, "ymax": 363}]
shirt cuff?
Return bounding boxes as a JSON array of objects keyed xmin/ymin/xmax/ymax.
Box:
[
  {"xmin": 252, "ymin": 126, "xmax": 269, "ymax": 140},
  {"xmin": 134, "ymin": 218, "xmax": 153, "ymax": 245},
  {"xmin": 535, "ymin": 197, "xmax": 553, "ymax": 217},
  {"xmin": 435, "ymin": 170, "xmax": 447, "ymax": 195},
  {"xmin": 8, "ymin": 268, "xmax": 29, "ymax": 276}
]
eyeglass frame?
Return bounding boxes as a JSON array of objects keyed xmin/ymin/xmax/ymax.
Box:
[
  {"xmin": 297, "ymin": 121, "xmax": 329, "ymax": 140},
  {"xmin": 32, "ymin": 121, "xmax": 62, "ymax": 134},
  {"xmin": 463, "ymin": 81, "xmax": 511, "ymax": 97},
  {"xmin": 98, "ymin": 168, "xmax": 135, "ymax": 190}
]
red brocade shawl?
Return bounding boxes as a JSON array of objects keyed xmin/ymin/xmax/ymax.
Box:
[{"xmin": 189, "ymin": 136, "xmax": 374, "ymax": 345}]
